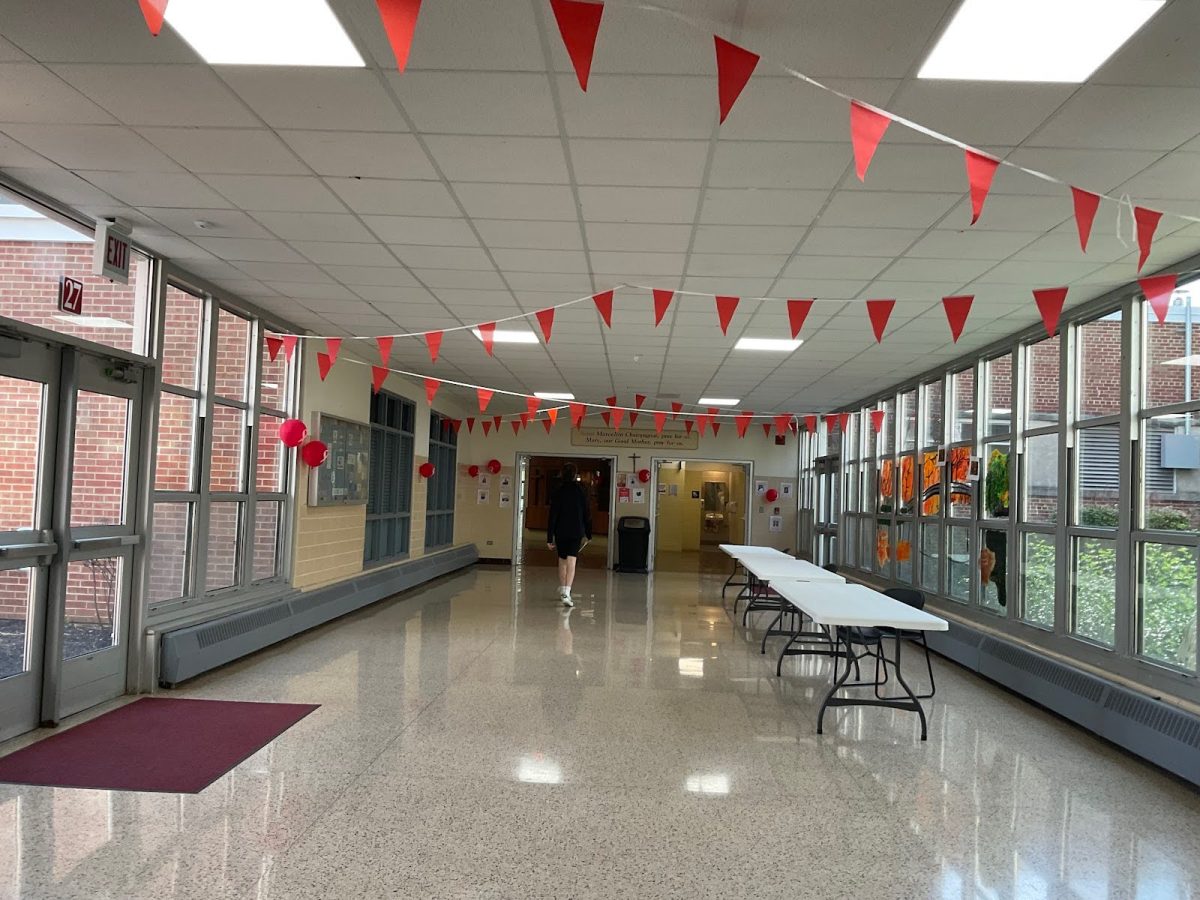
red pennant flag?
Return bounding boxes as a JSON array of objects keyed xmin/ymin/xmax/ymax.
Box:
[
  {"xmin": 866, "ymin": 299, "xmax": 895, "ymax": 343},
  {"xmin": 684, "ymin": 418, "xmax": 694, "ymax": 436},
  {"xmin": 424, "ymin": 377, "xmax": 439, "ymax": 405},
  {"xmin": 611, "ymin": 408, "xmax": 625, "ymax": 430},
  {"xmin": 542, "ymin": 418, "xmax": 553, "ymax": 433},
  {"xmin": 493, "ymin": 415, "xmax": 502, "ymax": 430},
  {"xmin": 375, "ymin": 0, "xmax": 423, "ymax": 72},
  {"xmin": 714, "ymin": 36, "xmax": 759, "ymax": 124},
  {"xmin": 265, "ymin": 336, "xmax": 284, "ymax": 361},
  {"xmin": 450, "ymin": 419, "xmax": 462, "ymax": 434},
  {"xmin": 569, "ymin": 403, "xmax": 586, "ymax": 427},
  {"xmin": 316, "ymin": 352, "xmax": 333, "ymax": 381},
  {"xmin": 671, "ymin": 401, "xmax": 683, "ymax": 419},
  {"xmin": 526, "ymin": 396, "xmax": 541, "ymax": 415},
  {"xmin": 839, "ymin": 412, "xmax": 851, "ymax": 433},
  {"xmin": 483, "ymin": 421, "xmax": 492, "ymax": 436},
  {"xmin": 707, "ymin": 407, "xmax": 720, "ymax": 418},
  {"xmin": 535, "ymin": 308, "xmax": 555, "ymax": 343},
  {"xmin": 425, "ymin": 330, "xmax": 443, "ymax": 363},
  {"xmin": 824, "ymin": 414, "xmax": 837, "ymax": 434},
  {"xmin": 631, "ymin": 393, "xmax": 645, "ymax": 427},
  {"xmin": 787, "ymin": 299, "xmax": 813, "ymax": 339},
  {"xmin": 512, "ymin": 420, "xmax": 521, "ymax": 435},
  {"xmin": 653, "ymin": 289, "xmax": 674, "ymax": 326},
  {"xmin": 549, "ymin": 0, "xmax": 604, "ymax": 91},
  {"xmin": 871, "ymin": 409, "xmax": 886, "ymax": 433},
  {"xmin": 325, "ymin": 337, "xmax": 342, "ymax": 366},
  {"xmin": 715, "ymin": 296, "xmax": 740, "ymax": 335},
  {"xmin": 520, "ymin": 412, "xmax": 531, "ymax": 428},
  {"xmin": 593, "ymin": 290, "xmax": 614, "ymax": 327},
  {"xmin": 774, "ymin": 414, "xmax": 791, "ymax": 436},
  {"xmin": 1071, "ymin": 187, "xmax": 1101, "ymax": 253},
  {"xmin": 711, "ymin": 421, "xmax": 722, "ymax": 436},
  {"xmin": 478, "ymin": 322, "xmax": 496, "ymax": 356},
  {"xmin": 697, "ymin": 415, "xmax": 709, "ymax": 436},
  {"xmin": 964, "ymin": 150, "xmax": 1000, "ymax": 225},
  {"xmin": 601, "ymin": 395, "xmax": 616, "ymax": 428},
  {"xmin": 942, "ymin": 295, "xmax": 973, "ymax": 343},
  {"xmin": 281, "ymin": 335, "xmax": 298, "ymax": 362},
  {"xmin": 805, "ymin": 415, "xmax": 817, "ymax": 434},
  {"xmin": 547, "ymin": 408, "xmax": 559, "ymax": 426},
  {"xmin": 138, "ymin": 0, "xmax": 167, "ymax": 36},
  {"xmin": 477, "ymin": 388, "xmax": 494, "ymax": 412},
  {"xmin": 1140, "ymin": 273, "xmax": 1178, "ymax": 325},
  {"xmin": 466, "ymin": 417, "xmax": 475, "ymax": 433},
  {"xmin": 789, "ymin": 420, "xmax": 798, "ymax": 434},
  {"xmin": 762, "ymin": 422, "xmax": 772, "ymax": 437},
  {"xmin": 1033, "ymin": 287, "xmax": 1068, "ymax": 337},
  {"xmin": 849, "ymin": 101, "xmax": 891, "ymax": 181},
  {"xmin": 735, "ymin": 411, "xmax": 752, "ymax": 438},
  {"xmin": 375, "ymin": 335, "xmax": 394, "ymax": 366},
  {"xmin": 1134, "ymin": 206, "xmax": 1163, "ymax": 272},
  {"xmin": 654, "ymin": 411, "xmax": 667, "ymax": 434},
  {"xmin": 371, "ymin": 365, "xmax": 389, "ymax": 393}
]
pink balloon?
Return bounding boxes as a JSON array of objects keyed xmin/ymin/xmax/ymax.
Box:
[
  {"xmin": 300, "ymin": 440, "xmax": 329, "ymax": 467},
  {"xmin": 279, "ymin": 418, "xmax": 307, "ymax": 448}
]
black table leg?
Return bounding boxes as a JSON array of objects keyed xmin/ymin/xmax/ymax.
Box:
[
  {"xmin": 817, "ymin": 629, "xmax": 857, "ymax": 735},
  {"xmin": 816, "ymin": 629, "xmax": 929, "ymax": 741}
]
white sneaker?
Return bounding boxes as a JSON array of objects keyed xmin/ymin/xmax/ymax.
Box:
[{"xmin": 561, "ymin": 589, "xmax": 574, "ymax": 608}]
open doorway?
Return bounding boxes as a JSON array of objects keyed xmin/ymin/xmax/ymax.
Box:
[
  {"xmin": 652, "ymin": 460, "xmax": 750, "ymax": 574},
  {"xmin": 515, "ymin": 455, "xmax": 614, "ymax": 569}
]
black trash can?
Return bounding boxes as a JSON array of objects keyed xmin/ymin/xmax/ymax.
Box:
[{"xmin": 615, "ymin": 516, "xmax": 651, "ymax": 573}]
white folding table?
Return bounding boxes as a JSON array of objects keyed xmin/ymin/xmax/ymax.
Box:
[
  {"xmin": 735, "ymin": 556, "xmax": 844, "ymax": 636},
  {"xmin": 770, "ymin": 581, "xmax": 948, "ymax": 740},
  {"xmin": 717, "ymin": 544, "xmax": 788, "ymax": 599}
]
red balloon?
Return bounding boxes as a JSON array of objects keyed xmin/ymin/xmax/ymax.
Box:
[
  {"xmin": 764, "ymin": 488, "xmax": 779, "ymax": 503},
  {"xmin": 487, "ymin": 458, "xmax": 502, "ymax": 475},
  {"xmin": 419, "ymin": 461, "xmax": 435, "ymax": 479},
  {"xmin": 300, "ymin": 439, "xmax": 329, "ymax": 467},
  {"xmin": 637, "ymin": 468, "xmax": 651, "ymax": 483},
  {"xmin": 467, "ymin": 464, "xmax": 480, "ymax": 478},
  {"xmin": 279, "ymin": 418, "xmax": 307, "ymax": 448}
]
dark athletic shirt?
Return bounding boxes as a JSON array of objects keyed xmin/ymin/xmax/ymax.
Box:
[{"xmin": 547, "ymin": 481, "xmax": 592, "ymax": 544}]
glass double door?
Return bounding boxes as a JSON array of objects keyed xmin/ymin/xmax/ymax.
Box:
[
  {"xmin": 815, "ymin": 456, "xmax": 840, "ymax": 566},
  {"xmin": 0, "ymin": 340, "xmax": 143, "ymax": 741}
]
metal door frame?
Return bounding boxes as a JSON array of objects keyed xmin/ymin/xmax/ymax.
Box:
[
  {"xmin": 512, "ymin": 452, "xmax": 618, "ymax": 570},
  {"xmin": 648, "ymin": 457, "xmax": 754, "ymax": 572}
]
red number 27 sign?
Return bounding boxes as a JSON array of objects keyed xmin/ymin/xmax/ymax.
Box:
[{"xmin": 58, "ymin": 276, "xmax": 84, "ymax": 315}]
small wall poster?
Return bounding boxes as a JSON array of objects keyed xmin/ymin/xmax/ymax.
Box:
[
  {"xmin": 780, "ymin": 482, "xmax": 794, "ymax": 498},
  {"xmin": 479, "ymin": 474, "xmax": 490, "ymax": 487},
  {"xmin": 755, "ymin": 480, "xmax": 768, "ymax": 495},
  {"xmin": 769, "ymin": 515, "xmax": 783, "ymax": 533},
  {"xmin": 499, "ymin": 475, "xmax": 512, "ymax": 489},
  {"xmin": 691, "ymin": 490, "xmax": 700, "ymax": 499},
  {"xmin": 626, "ymin": 473, "xmax": 639, "ymax": 488},
  {"xmin": 499, "ymin": 492, "xmax": 512, "ymax": 508},
  {"xmin": 477, "ymin": 489, "xmax": 490, "ymax": 505},
  {"xmin": 618, "ymin": 486, "xmax": 631, "ymax": 503},
  {"xmin": 632, "ymin": 487, "xmax": 645, "ymax": 503}
]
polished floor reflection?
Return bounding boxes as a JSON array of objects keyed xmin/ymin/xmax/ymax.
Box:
[{"xmin": 1, "ymin": 565, "xmax": 1199, "ymax": 899}]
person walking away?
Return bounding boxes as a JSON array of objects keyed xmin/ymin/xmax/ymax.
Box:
[{"xmin": 547, "ymin": 463, "xmax": 592, "ymax": 607}]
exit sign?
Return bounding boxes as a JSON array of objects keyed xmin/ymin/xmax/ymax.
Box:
[
  {"xmin": 58, "ymin": 276, "xmax": 84, "ymax": 315},
  {"xmin": 92, "ymin": 220, "xmax": 132, "ymax": 284}
]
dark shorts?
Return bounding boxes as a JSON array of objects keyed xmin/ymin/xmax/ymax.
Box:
[{"xmin": 553, "ymin": 536, "xmax": 583, "ymax": 559}]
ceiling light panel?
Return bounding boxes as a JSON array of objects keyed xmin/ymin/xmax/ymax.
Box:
[{"xmin": 165, "ymin": 0, "xmax": 365, "ymax": 66}]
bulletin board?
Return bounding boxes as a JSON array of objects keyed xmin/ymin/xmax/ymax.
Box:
[{"xmin": 307, "ymin": 412, "xmax": 371, "ymax": 506}]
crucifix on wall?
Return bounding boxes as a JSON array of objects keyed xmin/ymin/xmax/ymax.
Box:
[{"xmin": 628, "ymin": 453, "xmax": 641, "ymax": 473}]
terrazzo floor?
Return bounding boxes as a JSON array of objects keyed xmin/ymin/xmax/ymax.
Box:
[{"xmin": 1, "ymin": 565, "xmax": 1198, "ymax": 899}]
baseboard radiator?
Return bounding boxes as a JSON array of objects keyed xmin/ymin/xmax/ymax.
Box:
[
  {"xmin": 158, "ymin": 545, "xmax": 478, "ymax": 686},
  {"xmin": 925, "ymin": 621, "xmax": 1200, "ymax": 788}
]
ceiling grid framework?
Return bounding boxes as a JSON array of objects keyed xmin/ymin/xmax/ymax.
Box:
[{"xmin": 0, "ymin": 0, "xmax": 1198, "ymax": 414}]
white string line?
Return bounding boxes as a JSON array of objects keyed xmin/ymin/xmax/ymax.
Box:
[{"xmin": 342, "ymin": 357, "xmax": 816, "ymax": 420}]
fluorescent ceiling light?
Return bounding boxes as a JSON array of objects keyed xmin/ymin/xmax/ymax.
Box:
[
  {"xmin": 53, "ymin": 315, "xmax": 132, "ymax": 329},
  {"xmin": 698, "ymin": 398, "xmax": 739, "ymax": 406},
  {"xmin": 535, "ymin": 391, "xmax": 575, "ymax": 400},
  {"xmin": 919, "ymin": 0, "xmax": 1164, "ymax": 82},
  {"xmin": 164, "ymin": 0, "xmax": 365, "ymax": 66},
  {"xmin": 736, "ymin": 337, "xmax": 802, "ymax": 352},
  {"xmin": 473, "ymin": 328, "xmax": 538, "ymax": 344}
]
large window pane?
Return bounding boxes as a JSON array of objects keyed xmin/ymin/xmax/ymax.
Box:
[
  {"xmin": 72, "ymin": 391, "xmax": 129, "ymax": 527},
  {"xmin": 984, "ymin": 352, "xmax": 1013, "ymax": 436},
  {"xmin": 900, "ymin": 390, "xmax": 917, "ymax": 451},
  {"xmin": 154, "ymin": 392, "xmax": 197, "ymax": 492},
  {"xmin": 253, "ymin": 501, "xmax": 281, "ymax": 581},
  {"xmin": 842, "ymin": 517, "xmax": 856, "ymax": 568},
  {"xmin": 1025, "ymin": 335, "xmax": 1060, "ymax": 428},
  {"xmin": 259, "ymin": 336, "xmax": 288, "ymax": 410},
  {"xmin": 0, "ymin": 376, "xmax": 44, "ymax": 531},
  {"xmin": 920, "ymin": 450, "xmax": 942, "ymax": 516},
  {"xmin": 63, "ymin": 558, "xmax": 121, "ymax": 661},
  {"xmin": 256, "ymin": 413, "xmax": 285, "ymax": 494},
  {"xmin": 205, "ymin": 502, "xmax": 242, "ymax": 591},
  {"xmin": 1022, "ymin": 532, "xmax": 1056, "ymax": 628},
  {"xmin": 1023, "ymin": 433, "xmax": 1059, "ymax": 524},
  {"xmin": 147, "ymin": 502, "xmax": 191, "ymax": 605},
  {"xmin": 983, "ymin": 442, "xmax": 1011, "ymax": 519},
  {"xmin": 877, "ymin": 458, "xmax": 894, "ymax": 514},
  {"xmin": 1079, "ymin": 310, "xmax": 1123, "ymax": 419},
  {"xmin": 1144, "ymin": 283, "xmax": 1200, "ymax": 407},
  {"xmin": 948, "ymin": 447, "xmax": 973, "ymax": 518},
  {"xmin": 0, "ymin": 569, "xmax": 34, "ymax": 679},
  {"xmin": 1077, "ymin": 425, "xmax": 1120, "ymax": 525},
  {"xmin": 1072, "ymin": 537, "xmax": 1116, "ymax": 646},
  {"xmin": 979, "ymin": 528, "xmax": 1007, "ymax": 612},
  {"xmin": 947, "ymin": 524, "xmax": 969, "ymax": 602},
  {"xmin": 923, "ymin": 379, "xmax": 943, "ymax": 447},
  {"xmin": 895, "ymin": 520, "xmax": 913, "ymax": 583},
  {"xmin": 920, "ymin": 522, "xmax": 940, "ymax": 593},
  {"xmin": 951, "ymin": 368, "xmax": 974, "ymax": 442},
  {"xmin": 209, "ymin": 405, "xmax": 247, "ymax": 493},
  {"xmin": 1142, "ymin": 412, "xmax": 1197, "ymax": 532},
  {"xmin": 162, "ymin": 286, "xmax": 203, "ymax": 390},
  {"xmin": 898, "ymin": 454, "xmax": 915, "ymax": 515},
  {"xmin": 1138, "ymin": 542, "xmax": 1197, "ymax": 671},
  {"xmin": 214, "ymin": 309, "xmax": 250, "ymax": 403},
  {"xmin": 880, "ymin": 398, "xmax": 896, "ymax": 456},
  {"xmin": 874, "ymin": 521, "xmax": 891, "ymax": 574},
  {"xmin": 366, "ymin": 391, "xmax": 414, "ymax": 564}
]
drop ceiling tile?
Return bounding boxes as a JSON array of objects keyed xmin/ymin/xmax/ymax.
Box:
[
  {"xmin": 361, "ymin": 215, "xmax": 479, "ymax": 247},
  {"xmin": 690, "ymin": 225, "xmax": 803, "ymax": 255},
  {"xmin": 138, "ymin": 233, "xmax": 214, "ymax": 261},
  {"xmin": 506, "ymin": 272, "xmax": 595, "ymax": 292},
  {"xmin": 325, "ymin": 178, "xmax": 459, "ymax": 217},
  {"xmin": 405, "ymin": 0, "xmax": 543, "ymax": 71},
  {"xmin": 281, "ymin": 131, "xmax": 435, "ymax": 179},
  {"xmin": 781, "ymin": 255, "xmax": 890, "ymax": 280},
  {"xmin": 1001, "ymin": 147, "xmax": 1164, "ymax": 196},
  {"xmin": 292, "ymin": 242, "xmax": 398, "ymax": 267},
  {"xmin": 770, "ymin": 279, "xmax": 868, "ymax": 299},
  {"xmin": 687, "ymin": 253, "xmax": 787, "ymax": 277},
  {"xmin": 389, "ymin": 245, "xmax": 494, "ymax": 270},
  {"xmin": 682, "ymin": 277, "xmax": 774, "ymax": 295},
  {"xmin": 797, "ymin": 227, "xmax": 922, "ymax": 257},
  {"xmin": 569, "ymin": 138, "xmax": 709, "ymax": 187},
  {"xmin": 200, "ymin": 175, "xmax": 344, "ymax": 212},
  {"xmin": 412, "ymin": 269, "xmax": 506, "ymax": 290},
  {"xmin": 264, "ymin": 281, "xmax": 357, "ymax": 301},
  {"xmin": 885, "ymin": 257, "xmax": 998, "ymax": 283},
  {"xmin": 475, "ymin": 219, "xmax": 583, "ymax": 251},
  {"xmin": 252, "ymin": 212, "xmax": 375, "ymax": 243},
  {"xmin": 578, "ymin": 187, "xmax": 699, "ymax": 223},
  {"xmin": 586, "ymin": 223, "xmax": 692, "ymax": 253},
  {"xmin": 452, "ymin": 183, "xmax": 578, "ymax": 221},
  {"xmin": 81, "ymin": 171, "xmax": 228, "ymax": 207},
  {"xmin": 193, "ymin": 237, "xmax": 305, "ymax": 263},
  {"xmin": 491, "ymin": 248, "xmax": 589, "ymax": 274},
  {"xmin": 889, "ymin": 82, "xmax": 1074, "ymax": 147},
  {"xmin": 136, "ymin": 127, "xmax": 305, "ymax": 175},
  {"xmin": 1030, "ymin": 86, "xmax": 1200, "ymax": 151},
  {"xmin": 1115, "ymin": 153, "xmax": 1200, "ymax": 201},
  {"xmin": 2, "ymin": 124, "xmax": 181, "ymax": 172},
  {"xmin": 699, "ymin": 188, "xmax": 827, "ymax": 226},
  {"xmin": 558, "ymin": 74, "xmax": 713, "ymax": 139},
  {"xmin": 0, "ymin": 135, "xmax": 51, "ymax": 167},
  {"xmin": 142, "ymin": 207, "xmax": 272, "ymax": 239},
  {"xmin": 423, "ymin": 135, "xmax": 568, "ymax": 184},
  {"xmin": 325, "ymin": 266, "xmax": 419, "ymax": 287},
  {"xmin": 349, "ymin": 284, "xmax": 435, "ymax": 302},
  {"xmin": 221, "ymin": 69, "xmax": 408, "ymax": 131},
  {"xmin": 0, "ymin": 63, "xmax": 116, "ymax": 125},
  {"xmin": 970, "ymin": 259, "xmax": 1107, "ymax": 285},
  {"xmin": 906, "ymin": 229, "xmax": 1040, "ymax": 260},
  {"xmin": 709, "ymin": 141, "xmax": 850, "ymax": 189},
  {"xmin": 389, "ymin": 71, "xmax": 557, "ymax": 135},
  {"xmin": 819, "ymin": 191, "xmax": 959, "ymax": 228},
  {"xmin": 938, "ymin": 194, "xmax": 1072, "ymax": 232},
  {"xmin": 589, "ymin": 251, "xmax": 685, "ymax": 275},
  {"xmin": 234, "ymin": 261, "xmax": 333, "ymax": 282}
]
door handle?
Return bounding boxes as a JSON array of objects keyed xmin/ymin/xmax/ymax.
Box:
[
  {"xmin": 72, "ymin": 535, "xmax": 142, "ymax": 551},
  {"xmin": 0, "ymin": 542, "xmax": 58, "ymax": 561}
]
